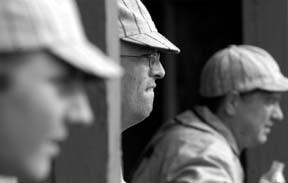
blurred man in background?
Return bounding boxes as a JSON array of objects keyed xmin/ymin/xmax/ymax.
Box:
[
  {"xmin": 0, "ymin": 0, "xmax": 121, "ymax": 181},
  {"xmin": 130, "ymin": 45, "xmax": 288, "ymax": 183}
]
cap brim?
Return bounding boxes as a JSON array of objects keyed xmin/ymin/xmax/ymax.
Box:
[
  {"xmin": 121, "ymin": 31, "xmax": 180, "ymax": 54},
  {"xmin": 260, "ymin": 77, "xmax": 288, "ymax": 92},
  {"xmin": 49, "ymin": 41, "xmax": 122, "ymax": 79}
]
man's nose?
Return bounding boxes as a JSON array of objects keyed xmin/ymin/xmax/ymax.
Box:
[
  {"xmin": 67, "ymin": 91, "xmax": 94, "ymax": 125},
  {"xmin": 272, "ymin": 104, "xmax": 284, "ymax": 121},
  {"xmin": 150, "ymin": 61, "xmax": 165, "ymax": 79}
]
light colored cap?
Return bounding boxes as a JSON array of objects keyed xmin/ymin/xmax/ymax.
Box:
[
  {"xmin": 0, "ymin": 0, "xmax": 122, "ymax": 78},
  {"xmin": 200, "ymin": 45, "xmax": 288, "ymax": 97},
  {"xmin": 118, "ymin": 0, "xmax": 180, "ymax": 53}
]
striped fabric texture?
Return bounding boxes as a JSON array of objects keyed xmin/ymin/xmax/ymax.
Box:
[
  {"xmin": 118, "ymin": 0, "xmax": 180, "ymax": 53},
  {"xmin": 0, "ymin": 0, "xmax": 122, "ymax": 78},
  {"xmin": 200, "ymin": 45, "xmax": 288, "ymax": 97}
]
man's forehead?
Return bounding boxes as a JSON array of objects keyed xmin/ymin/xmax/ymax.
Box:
[{"xmin": 120, "ymin": 41, "xmax": 158, "ymax": 55}]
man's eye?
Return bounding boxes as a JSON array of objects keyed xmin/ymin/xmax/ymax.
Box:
[
  {"xmin": 265, "ymin": 96, "xmax": 279, "ymax": 104},
  {"xmin": 52, "ymin": 77, "xmax": 79, "ymax": 94}
]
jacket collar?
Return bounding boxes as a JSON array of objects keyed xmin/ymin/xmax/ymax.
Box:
[{"xmin": 175, "ymin": 106, "xmax": 240, "ymax": 156}]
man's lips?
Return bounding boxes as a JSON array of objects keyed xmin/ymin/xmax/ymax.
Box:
[
  {"xmin": 44, "ymin": 141, "xmax": 61, "ymax": 157},
  {"xmin": 264, "ymin": 123, "xmax": 273, "ymax": 133},
  {"xmin": 48, "ymin": 131, "xmax": 68, "ymax": 156},
  {"xmin": 146, "ymin": 84, "xmax": 156, "ymax": 91}
]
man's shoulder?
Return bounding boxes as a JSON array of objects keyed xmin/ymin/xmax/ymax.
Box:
[
  {"xmin": 166, "ymin": 110, "xmax": 221, "ymax": 141},
  {"xmin": 131, "ymin": 110, "xmax": 242, "ymax": 183},
  {"xmin": 154, "ymin": 112, "xmax": 239, "ymax": 170},
  {"xmin": 150, "ymin": 110, "xmax": 228, "ymax": 156}
]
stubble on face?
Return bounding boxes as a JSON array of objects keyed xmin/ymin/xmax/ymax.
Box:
[
  {"xmin": 121, "ymin": 58, "xmax": 154, "ymax": 129},
  {"xmin": 120, "ymin": 41, "xmax": 166, "ymax": 130}
]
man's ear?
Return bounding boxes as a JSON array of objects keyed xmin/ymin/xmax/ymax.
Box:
[{"xmin": 223, "ymin": 92, "xmax": 240, "ymax": 116}]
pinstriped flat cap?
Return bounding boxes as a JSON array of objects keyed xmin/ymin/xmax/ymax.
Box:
[
  {"xmin": 0, "ymin": 0, "xmax": 122, "ymax": 78},
  {"xmin": 200, "ymin": 45, "xmax": 288, "ymax": 97},
  {"xmin": 118, "ymin": 0, "xmax": 180, "ymax": 53}
]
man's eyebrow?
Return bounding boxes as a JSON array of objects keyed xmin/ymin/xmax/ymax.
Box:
[
  {"xmin": 267, "ymin": 93, "xmax": 282, "ymax": 99},
  {"xmin": 132, "ymin": 47, "xmax": 158, "ymax": 54},
  {"xmin": 138, "ymin": 50, "xmax": 160, "ymax": 57}
]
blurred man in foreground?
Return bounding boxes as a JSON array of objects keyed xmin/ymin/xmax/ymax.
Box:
[{"xmin": 0, "ymin": 0, "xmax": 121, "ymax": 181}]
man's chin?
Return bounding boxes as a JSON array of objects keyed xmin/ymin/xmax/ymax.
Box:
[
  {"xmin": 20, "ymin": 157, "xmax": 51, "ymax": 181},
  {"xmin": 261, "ymin": 137, "xmax": 268, "ymax": 144},
  {"xmin": 122, "ymin": 101, "xmax": 153, "ymax": 131},
  {"xmin": 255, "ymin": 136, "xmax": 268, "ymax": 146},
  {"xmin": 131, "ymin": 110, "xmax": 152, "ymax": 126}
]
